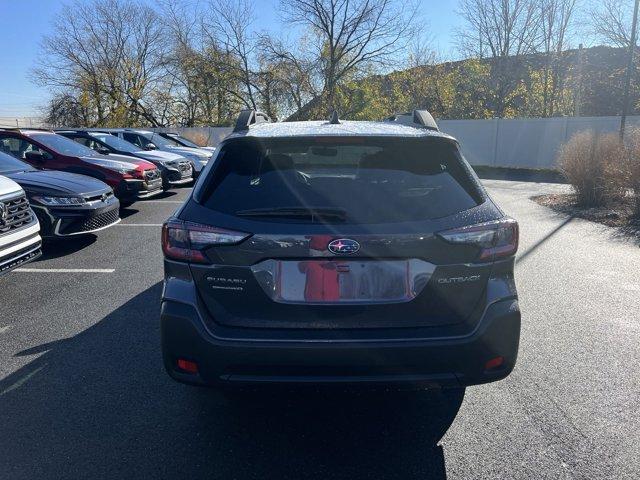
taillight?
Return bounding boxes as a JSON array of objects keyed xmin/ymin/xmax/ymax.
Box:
[
  {"xmin": 177, "ymin": 358, "xmax": 199, "ymax": 374},
  {"xmin": 437, "ymin": 218, "xmax": 519, "ymax": 261},
  {"xmin": 161, "ymin": 219, "xmax": 250, "ymax": 263}
]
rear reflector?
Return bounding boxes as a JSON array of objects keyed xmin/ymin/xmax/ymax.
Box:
[
  {"xmin": 162, "ymin": 219, "xmax": 250, "ymax": 263},
  {"xmin": 177, "ymin": 358, "xmax": 199, "ymax": 374},
  {"xmin": 437, "ymin": 217, "xmax": 519, "ymax": 262},
  {"xmin": 484, "ymin": 356, "xmax": 504, "ymax": 371}
]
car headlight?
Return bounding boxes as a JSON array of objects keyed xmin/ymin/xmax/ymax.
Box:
[
  {"xmin": 99, "ymin": 164, "xmax": 138, "ymax": 175},
  {"xmin": 113, "ymin": 167, "xmax": 138, "ymax": 175},
  {"xmin": 33, "ymin": 195, "xmax": 86, "ymax": 206}
]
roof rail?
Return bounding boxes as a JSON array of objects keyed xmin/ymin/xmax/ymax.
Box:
[
  {"xmin": 234, "ymin": 109, "xmax": 272, "ymax": 132},
  {"xmin": 384, "ymin": 109, "xmax": 439, "ymax": 131},
  {"xmin": 0, "ymin": 126, "xmax": 54, "ymax": 132}
]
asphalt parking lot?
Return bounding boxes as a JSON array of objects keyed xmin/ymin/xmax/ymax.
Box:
[{"xmin": 1, "ymin": 180, "xmax": 638, "ymax": 479}]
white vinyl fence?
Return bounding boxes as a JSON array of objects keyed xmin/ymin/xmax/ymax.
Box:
[{"xmin": 160, "ymin": 115, "xmax": 640, "ymax": 169}]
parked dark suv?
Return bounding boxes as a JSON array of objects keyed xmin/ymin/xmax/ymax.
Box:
[
  {"xmin": 0, "ymin": 129, "xmax": 162, "ymax": 206},
  {"xmin": 161, "ymin": 110, "xmax": 520, "ymax": 390}
]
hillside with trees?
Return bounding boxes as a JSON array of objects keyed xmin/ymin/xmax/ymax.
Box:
[{"xmin": 316, "ymin": 45, "xmax": 639, "ymax": 122}]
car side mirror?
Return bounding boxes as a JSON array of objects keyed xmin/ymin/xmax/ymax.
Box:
[
  {"xmin": 96, "ymin": 147, "xmax": 111, "ymax": 155},
  {"xmin": 145, "ymin": 143, "xmax": 157, "ymax": 151},
  {"xmin": 25, "ymin": 150, "xmax": 46, "ymax": 162}
]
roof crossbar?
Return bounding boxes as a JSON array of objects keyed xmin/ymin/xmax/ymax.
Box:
[
  {"xmin": 384, "ymin": 109, "xmax": 439, "ymax": 131},
  {"xmin": 234, "ymin": 109, "xmax": 272, "ymax": 132}
]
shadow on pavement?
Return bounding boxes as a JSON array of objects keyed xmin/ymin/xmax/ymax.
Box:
[
  {"xmin": 0, "ymin": 283, "xmax": 463, "ymax": 480},
  {"xmin": 516, "ymin": 216, "xmax": 574, "ymax": 265},
  {"xmin": 610, "ymin": 221, "xmax": 640, "ymax": 246},
  {"xmin": 40, "ymin": 234, "xmax": 97, "ymax": 260},
  {"xmin": 474, "ymin": 165, "xmax": 566, "ymax": 184},
  {"xmin": 150, "ymin": 190, "xmax": 178, "ymax": 199},
  {"xmin": 118, "ymin": 207, "xmax": 139, "ymax": 219}
]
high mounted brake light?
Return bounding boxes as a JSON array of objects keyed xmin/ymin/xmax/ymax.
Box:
[
  {"xmin": 437, "ymin": 218, "xmax": 519, "ymax": 261},
  {"xmin": 161, "ymin": 219, "xmax": 250, "ymax": 263}
]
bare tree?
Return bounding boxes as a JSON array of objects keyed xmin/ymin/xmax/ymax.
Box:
[
  {"xmin": 539, "ymin": 0, "xmax": 578, "ymax": 116},
  {"xmin": 203, "ymin": 0, "xmax": 262, "ymax": 111},
  {"xmin": 457, "ymin": 0, "xmax": 540, "ymax": 116},
  {"xmin": 406, "ymin": 35, "xmax": 438, "ymax": 69},
  {"xmin": 32, "ymin": 0, "xmax": 167, "ymax": 126},
  {"xmin": 259, "ymin": 34, "xmax": 318, "ymax": 117},
  {"xmin": 276, "ymin": 0, "xmax": 418, "ymax": 117},
  {"xmin": 161, "ymin": 0, "xmax": 242, "ymax": 125},
  {"xmin": 42, "ymin": 93, "xmax": 91, "ymax": 127},
  {"xmin": 458, "ymin": 0, "xmax": 540, "ymax": 58},
  {"xmin": 589, "ymin": 0, "xmax": 636, "ymax": 48}
]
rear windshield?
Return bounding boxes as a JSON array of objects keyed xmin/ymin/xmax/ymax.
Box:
[{"xmin": 200, "ymin": 137, "xmax": 482, "ymax": 223}]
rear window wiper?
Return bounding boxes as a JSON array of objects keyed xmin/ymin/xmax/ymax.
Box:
[{"xmin": 235, "ymin": 207, "xmax": 348, "ymax": 222}]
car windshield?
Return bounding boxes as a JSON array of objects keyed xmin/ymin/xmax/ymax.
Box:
[
  {"xmin": 0, "ymin": 151, "xmax": 34, "ymax": 174},
  {"xmin": 169, "ymin": 134, "xmax": 200, "ymax": 148},
  {"xmin": 147, "ymin": 133, "xmax": 175, "ymax": 147},
  {"xmin": 201, "ymin": 137, "xmax": 482, "ymax": 224},
  {"xmin": 90, "ymin": 132, "xmax": 139, "ymax": 153},
  {"xmin": 30, "ymin": 133, "xmax": 97, "ymax": 157},
  {"xmin": 159, "ymin": 135, "xmax": 182, "ymax": 147}
]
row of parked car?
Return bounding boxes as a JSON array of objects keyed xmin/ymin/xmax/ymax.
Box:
[{"xmin": 0, "ymin": 128, "xmax": 214, "ymax": 276}]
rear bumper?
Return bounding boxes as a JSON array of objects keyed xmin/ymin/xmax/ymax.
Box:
[{"xmin": 160, "ymin": 298, "xmax": 520, "ymax": 388}]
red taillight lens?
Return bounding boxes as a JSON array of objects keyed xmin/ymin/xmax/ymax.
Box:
[
  {"xmin": 161, "ymin": 219, "xmax": 250, "ymax": 263},
  {"xmin": 177, "ymin": 358, "xmax": 198, "ymax": 374},
  {"xmin": 484, "ymin": 356, "xmax": 504, "ymax": 371},
  {"xmin": 437, "ymin": 218, "xmax": 519, "ymax": 261}
]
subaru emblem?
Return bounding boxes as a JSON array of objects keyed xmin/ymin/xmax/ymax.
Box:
[{"xmin": 328, "ymin": 238, "xmax": 360, "ymax": 255}]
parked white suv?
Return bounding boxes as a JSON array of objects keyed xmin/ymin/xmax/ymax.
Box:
[{"xmin": 0, "ymin": 175, "xmax": 41, "ymax": 275}]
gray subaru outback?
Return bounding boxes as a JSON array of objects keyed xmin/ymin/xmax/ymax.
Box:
[{"xmin": 160, "ymin": 109, "xmax": 520, "ymax": 390}]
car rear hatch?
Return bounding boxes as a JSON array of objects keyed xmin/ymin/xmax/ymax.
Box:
[{"xmin": 170, "ymin": 136, "xmax": 507, "ymax": 331}]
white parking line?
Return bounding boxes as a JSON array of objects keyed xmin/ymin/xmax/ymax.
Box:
[
  {"xmin": 14, "ymin": 268, "xmax": 115, "ymax": 273},
  {"xmin": 0, "ymin": 325, "xmax": 11, "ymax": 334},
  {"xmin": 115, "ymin": 224, "xmax": 162, "ymax": 227}
]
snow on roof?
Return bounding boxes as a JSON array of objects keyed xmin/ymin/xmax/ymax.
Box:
[{"xmin": 226, "ymin": 120, "xmax": 456, "ymax": 141}]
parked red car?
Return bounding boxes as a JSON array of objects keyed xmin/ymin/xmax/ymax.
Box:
[{"xmin": 0, "ymin": 128, "xmax": 162, "ymax": 206}]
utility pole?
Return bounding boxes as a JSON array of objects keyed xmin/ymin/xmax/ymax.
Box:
[
  {"xmin": 574, "ymin": 44, "xmax": 584, "ymax": 117},
  {"xmin": 621, "ymin": 0, "xmax": 640, "ymax": 139}
]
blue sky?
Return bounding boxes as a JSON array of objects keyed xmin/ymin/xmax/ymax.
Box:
[{"xmin": 0, "ymin": 0, "xmax": 460, "ymax": 117}]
